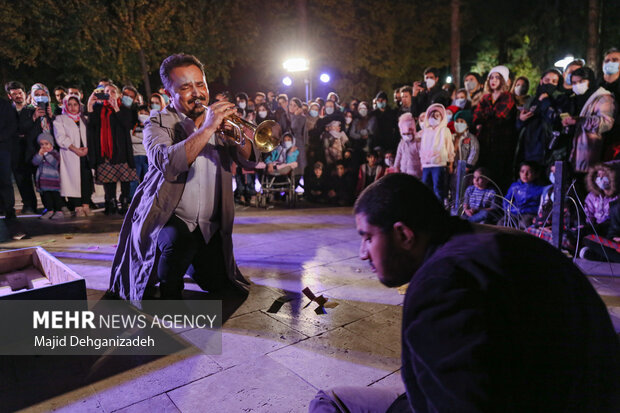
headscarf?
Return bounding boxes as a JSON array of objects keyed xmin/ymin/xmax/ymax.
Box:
[
  {"xmin": 62, "ymin": 95, "xmax": 82, "ymax": 122},
  {"xmin": 572, "ymin": 67, "xmax": 597, "ymax": 113},
  {"xmin": 30, "ymin": 83, "xmax": 51, "ymax": 132},
  {"xmin": 275, "ymin": 133, "xmax": 295, "ymax": 164},
  {"xmin": 100, "ymin": 100, "xmax": 115, "ymax": 160}
]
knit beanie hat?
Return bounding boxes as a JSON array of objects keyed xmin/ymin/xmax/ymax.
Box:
[
  {"xmin": 454, "ymin": 110, "xmax": 473, "ymax": 127},
  {"xmin": 488, "ymin": 65, "xmax": 510, "ymax": 83},
  {"xmin": 37, "ymin": 131, "xmax": 55, "ymax": 146}
]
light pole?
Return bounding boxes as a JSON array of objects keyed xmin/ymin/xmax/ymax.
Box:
[{"xmin": 283, "ymin": 57, "xmax": 310, "ymax": 102}]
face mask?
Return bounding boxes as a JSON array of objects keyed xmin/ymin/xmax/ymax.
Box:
[
  {"xmin": 446, "ymin": 113, "xmax": 453, "ymax": 122},
  {"xmin": 596, "ymin": 176, "xmax": 610, "ymax": 190},
  {"xmin": 549, "ymin": 172, "xmax": 555, "ymax": 184},
  {"xmin": 138, "ymin": 114, "xmax": 150, "ymax": 124},
  {"xmin": 310, "ymin": 109, "xmax": 319, "ymax": 117},
  {"xmin": 464, "ymin": 80, "xmax": 477, "ymax": 91},
  {"xmin": 402, "ymin": 134, "xmax": 413, "ymax": 142},
  {"xmin": 376, "ymin": 101, "xmax": 386, "ymax": 109},
  {"xmin": 345, "ymin": 117, "xmax": 353, "ymax": 124},
  {"xmin": 603, "ymin": 61, "xmax": 619, "ymax": 76},
  {"xmin": 258, "ymin": 110, "xmax": 268, "ymax": 118},
  {"xmin": 455, "ymin": 98, "xmax": 466, "ymax": 108},
  {"xmin": 325, "ymin": 107, "xmax": 334, "ymax": 115},
  {"xmin": 384, "ymin": 157, "xmax": 393, "ymax": 167},
  {"xmin": 34, "ymin": 95, "xmax": 49, "ymax": 104},
  {"xmin": 428, "ymin": 117, "xmax": 440, "ymax": 127},
  {"xmin": 358, "ymin": 108, "xmax": 368, "ymax": 117},
  {"xmin": 425, "ymin": 78, "xmax": 436, "ymax": 89},
  {"xmin": 538, "ymin": 83, "xmax": 557, "ymax": 96},
  {"xmin": 572, "ymin": 81, "xmax": 589, "ymax": 96},
  {"xmin": 514, "ymin": 85, "xmax": 525, "ymax": 96},
  {"xmin": 283, "ymin": 141, "xmax": 293, "ymax": 149},
  {"xmin": 161, "ymin": 94, "xmax": 170, "ymax": 104},
  {"xmin": 238, "ymin": 101, "xmax": 247, "ymax": 109},
  {"xmin": 454, "ymin": 122, "xmax": 467, "ymax": 133},
  {"xmin": 151, "ymin": 104, "xmax": 161, "ymax": 111},
  {"xmin": 121, "ymin": 95, "xmax": 133, "ymax": 108}
]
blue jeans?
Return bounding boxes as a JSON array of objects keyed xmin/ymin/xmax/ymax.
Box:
[
  {"xmin": 468, "ymin": 209, "xmax": 491, "ymax": 223},
  {"xmin": 422, "ymin": 166, "xmax": 446, "ymax": 202},
  {"xmin": 129, "ymin": 155, "xmax": 149, "ymax": 200}
]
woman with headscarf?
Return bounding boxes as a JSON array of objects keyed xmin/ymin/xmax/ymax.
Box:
[
  {"xmin": 86, "ymin": 83, "xmax": 137, "ymax": 215},
  {"xmin": 53, "ymin": 95, "xmax": 93, "ymax": 216},
  {"xmin": 18, "ymin": 83, "xmax": 56, "ymax": 213},
  {"xmin": 473, "ymin": 65, "xmax": 517, "ymax": 191},
  {"xmin": 565, "ymin": 67, "xmax": 615, "ymax": 174},
  {"xmin": 149, "ymin": 93, "xmax": 167, "ymax": 113},
  {"xmin": 264, "ymin": 132, "xmax": 299, "ymax": 176},
  {"xmin": 288, "ymin": 97, "xmax": 307, "ymax": 175},
  {"xmin": 350, "ymin": 101, "xmax": 376, "ymax": 156},
  {"xmin": 514, "ymin": 69, "xmax": 565, "ymax": 168}
]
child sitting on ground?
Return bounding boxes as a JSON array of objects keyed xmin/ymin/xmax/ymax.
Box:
[
  {"xmin": 503, "ymin": 161, "xmax": 546, "ymax": 228},
  {"xmin": 462, "ymin": 167, "xmax": 497, "ymax": 223},
  {"xmin": 304, "ymin": 161, "xmax": 328, "ymax": 203},
  {"xmin": 356, "ymin": 151, "xmax": 384, "ymax": 196},
  {"xmin": 394, "ymin": 113, "xmax": 422, "ymax": 178},
  {"xmin": 32, "ymin": 132, "xmax": 64, "ymax": 219},
  {"xmin": 584, "ymin": 162, "xmax": 619, "ymax": 235},
  {"xmin": 328, "ymin": 161, "xmax": 355, "ymax": 206}
]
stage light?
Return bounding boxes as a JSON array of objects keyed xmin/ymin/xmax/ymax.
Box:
[
  {"xmin": 319, "ymin": 73, "xmax": 330, "ymax": 83},
  {"xmin": 446, "ymin": 75, "xmax": 452, "ymax": 84},
  {"xmin": 283, "ymin": 58, "xmax": 309, "ymax": 72},
  {"xmin": 282, "ymin": 76, "xmax": 293, "ymax": 86}
]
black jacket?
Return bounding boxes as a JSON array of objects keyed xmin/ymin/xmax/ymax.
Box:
[
  {"xmin": 399, "ymin": 219, "xmax": 620, "ymax": 412},
  {"xmin": 412, "ymin": 85, "xmax": 451, "ymax": 117},
  {"xmin": 86, "ymin": 104, "xmax": 135, "ymax": 168}
]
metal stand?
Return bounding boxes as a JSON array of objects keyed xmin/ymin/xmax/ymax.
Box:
[
  {"xmin": 552, "ymin": 161, "xmax": 567, "ymax": 249},
  {"xmin": 452, "ymin": 160, "xmax": 467, "ymax": 216}
]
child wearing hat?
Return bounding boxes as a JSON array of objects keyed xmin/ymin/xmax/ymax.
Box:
[
  {"xmin": 453, "ymin": 109, "xmax": 479, "ymax": 172},
  {"xmin": 32, "ymin": 132, "xmax": 64, "ymax": 219}
]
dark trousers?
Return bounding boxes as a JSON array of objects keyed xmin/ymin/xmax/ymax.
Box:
[
  {"xmin": 0, "ymin": 149, "xmax": 15, "ymax": 218},
  {"xmin": 422, "ymin": 166, "xmax": 447, "ymax": 202},
  {"xmin": 68, "ymin": 157, "xmax": 94, "ymax": 207},
  {"xmin": 156, "ymin": 215, "xmax": 229, "ymax": 299},
  {"xmin": 12, "ymin": 162, "xmax": 38, "ymax": 212},
  {"xmin": 41, "ymin": 190, "xmax": 63, "ymax": 212},
  {"xmin": 103, "ymin": 181, "xmax": 130, "ymax": 202}
]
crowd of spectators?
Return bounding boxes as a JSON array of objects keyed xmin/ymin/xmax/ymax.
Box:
[{"xmin": 2, "ymin": 47, "xmax": 620, "ymax": 256}]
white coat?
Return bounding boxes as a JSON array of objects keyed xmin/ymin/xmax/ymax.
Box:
[{"xmin": 53, "ymin": 114, "xmax": 88, "ymax": 198}]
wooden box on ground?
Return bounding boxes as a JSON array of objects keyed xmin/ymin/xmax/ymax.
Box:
[{"xmin": 0, "ymin": 247, "xmax": 86, "ymax": 300}]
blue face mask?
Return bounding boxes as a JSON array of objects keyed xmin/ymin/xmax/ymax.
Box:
[
  {"xmin": 151, "ymin": 104, "xmax": 161, "ymax": 112},
  {"xmin": 34, "ymin": 95, "xmax": 49, "ymax": 104},
  {"xmin": 549, "ymin": 172, "xmax": 555, "ymax": 184},
  {"xmin": 376, "ymin": 101, "xmax": 386, "ymax": 109},
  {"xmin": 310, "ymin": 109, "xmax": 319, "ymax": 118},
  {"xmin": 596, "ymin": 176, "xmax": 610, "ymax": 190},
  {"xmin": 603, "ymin": 61, "xmax": 619, "ymax": 76},
  {"xmin": 121, "ymin": 95, "xmax": 133, "ymax": 108}
]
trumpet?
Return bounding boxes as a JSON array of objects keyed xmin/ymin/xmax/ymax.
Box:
[{"xmin": 195, "ymin": 100, "xmax": 282, "ymax": 153}]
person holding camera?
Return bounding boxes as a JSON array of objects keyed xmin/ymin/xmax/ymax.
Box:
[
  {"xmin": 17, "ymin": 83, "xmax": 57, "ymax": 214},
  {"xmin": 86, "ymin": 83, "xmax": 137, "ymax": 215}
]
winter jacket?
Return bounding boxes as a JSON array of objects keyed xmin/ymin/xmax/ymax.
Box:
[
  {"xmin": 394, "ymin": 138, "xmax": 422, "ymax": 178},
  {"xmin": 584, "ymin": 162, "xmax": 620, "ymax": 225},
  {"xmin": 504, "ymin": 180, "xmax": 545, "ymax": 215},
  {"xmin": 419, "ymin": 104, "xmax": 455, "ymax": 168},
  {"xmin": 456, "ymin": 132, "xmax": 479, "ymax": 167}
]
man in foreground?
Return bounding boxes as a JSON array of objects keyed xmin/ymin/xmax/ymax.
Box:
[
  {"xmin": 310, "ymin": 173, "xmax": 620, "ymax": 412},
  {"xmin": 109, "ymin": 53, "xmax": 258, "ymax": 300}
]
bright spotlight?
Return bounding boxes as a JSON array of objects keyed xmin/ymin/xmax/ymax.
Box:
[
  {"xmin": 446, "ymin": 75, "xmax": 453, "ymax": 84},
  {"xmin": 320, "ymin": 73, "xmax": 331, "ymax": 83},
  {"xmin": 282, "ymin": 76, "xmax": 293, "ymax": 86},
  {"xmin": 283, "ymin": 58, "xmax": 309, "ymax": 72},
  {"xmin": 554, "ymin": 55, "xmax": 574, "ymax": 70}
]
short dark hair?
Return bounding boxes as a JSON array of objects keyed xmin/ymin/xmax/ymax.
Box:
[
  {"xmin": 400, "ymin": 85, "xmax": 413, "ymax": 95},
  {"xmin": 4, "ymin": 81, "xmax": 25, "ymax": 93},
  {"xmin": 354, "ymin": 173, "xmax": 449, "ymax": 236},
  {"xmin": 137, "ymin": 104, "xmax": 149, "ymax": 112},
  {"xmin": 53, "ymin": 86, "xmax": 67, "ymax": 93},
  {"xmin": 122, "ymin": 85, "xmax": 138, "ymax": 96},
  {"xmin": 235, "ymin": 92, "xmax": 249, "ymax": 101},
  {"xmin": 474, "ymin": 166, "xmax": 490, "ymax": 178},
  {"xmin": 604, "ymin": 47, "xmax": 620, "ymax": 57},
  {"xmin": 571, "ymin": 66, "xmax": 595, "ymax": 83},
  {"xmin": 159, "ymin": 53, "xmax": 205, "ymax": 92},
  {"xmin": 290, "ymin": 97, "xmax": 302, "ymax": 109},
  {"xmin": 424, "ymin": 67, "xmax": 440, "ymax": 78},
  {"xmin": 68, "ymin": 85, "xmax": 82, "ymax": 92},
  {"xmin": 464, "ymin": 72, "xmax": 482, "ymax": 84}
]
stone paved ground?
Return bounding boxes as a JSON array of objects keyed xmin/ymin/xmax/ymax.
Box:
[{"xmin": 1, "ymin": 204, "xmax": 619, "ymax": 412}]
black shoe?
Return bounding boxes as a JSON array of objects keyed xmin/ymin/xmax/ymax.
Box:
[
  {"xmin": 21, "ymin": 207, "xmax": 36, "ymax": 215},
  {"xmin": 119, "ymin": 197, "xmax": 129, "ymax": 215},
  {"xmin": 104, "ymin": 200, "xmax": 118, "ymax": 216}
]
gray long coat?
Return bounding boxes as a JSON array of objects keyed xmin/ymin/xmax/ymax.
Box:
[{"xmin": 109, "ymin": 105, "xmax": 257, "ymax": 301}]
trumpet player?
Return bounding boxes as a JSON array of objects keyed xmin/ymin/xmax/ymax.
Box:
[{"xmin": 109, "ymin": 53, "xmax": 260, "ymax": 300}]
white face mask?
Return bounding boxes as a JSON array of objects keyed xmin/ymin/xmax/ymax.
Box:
[
  {"xmin": 358, "ymin": 108, "xmax": 368, "ymax": 117},
  {"xmin": 428, "ymin": 117, "xmax": 440, "ymax": 127},
  {"xmin": 455, "ymin": 98, "xmax": 466, "ymax": 108},
  {"xmin": 258, "ymin": 110, "xmax": 268, "ymax": 118},
  {"xmin": 402, "ymin": 134, "xmax": 413, "ymax": 142},
  {"xmin": 514, "ymin": 85, "xmax": 525, "ymax": 96},
  {"xmin": 384, "ymin": 157, "xmax": 393, "ymax": 166},
  {"xmin": 238, "ymin": 101, "xmax": 246, "ymax": 109},
  {"xmin": 325, "ymin": 107, "xmax": 335, "ymax": 115},
  {"xmin": 345, "ymin": 117, "xmax": 353, "ymax": 124},
  {"xmin": 454, "ymin": 122, "xmax": 467, "ymax": 133},
  {"xmin": 573, "ymin": 81, "xmax": 589, "ymax": 95},
  {"xmin": 425, "ymin": 78, "xmax": 436, "ymax": 89},
  {"xmin": 446, "ymin": 113, "xmax": 453, "ymax": 122},
  {"xmin": 283, "ymin": 141, "xmax": 293, "ymax": 149},
  {"xmin": 464, "ymin": 80, "xmax": 477, "ymax": 91},
  {"xmin": 138, "ymin": 114, "xmax": 150, "ymax": 125}
]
